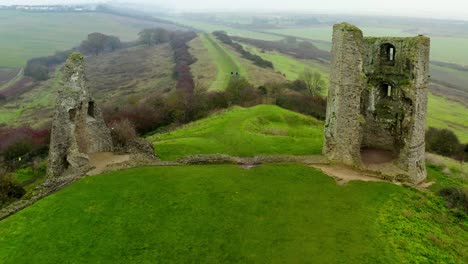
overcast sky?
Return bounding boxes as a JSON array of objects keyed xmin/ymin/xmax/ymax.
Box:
[{"xmin": 3, "ymin": 0, "xmax": 468, "ymax": 20}]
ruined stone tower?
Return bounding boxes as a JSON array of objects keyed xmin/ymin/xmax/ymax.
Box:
[
  {"xmin": 47, "ymin": 52, "xmax": 113, "ymax": 178},
  {"xmin": 323, "ymin": 23, "xmax": 430, "ymax": 183}
]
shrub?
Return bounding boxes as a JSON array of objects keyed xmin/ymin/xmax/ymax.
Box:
[
  {"xmin": 275, "ymin": 92, "xmax": 326, "ymax": 120},
  {"xmin": 426, "ymin": 127, "xmax": 464, "ymax": 159},
  {"xmin": 438, "ymin": 187, "xmax": 468, "ymax": 213},
  {"xmin": 0, "ymin": 126, "xmax": 50, "ymax": 168},
  {"xmin": 109, "ymin": 119, "xmax": 137, "ymax": 148},
  {"xmin": 0, "ymin": 172, "xmax": 26, "ymax": 205}
]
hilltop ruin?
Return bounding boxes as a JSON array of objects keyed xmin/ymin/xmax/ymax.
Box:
[
  {"xmin": 323, "ymin": 23, "xmax": 430, "ymax": 183},
  {"xmin": 47, "ymin": 52, "xmax": 113, "ymax": 179}
]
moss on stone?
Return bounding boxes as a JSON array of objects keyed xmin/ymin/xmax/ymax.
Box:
[{"xmin": 63, "ymin": 52, "xmax": 84, "ymax": 81}]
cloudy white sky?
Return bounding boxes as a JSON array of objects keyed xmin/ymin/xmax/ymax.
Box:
[{"xmin": 2, "ymin": 0, "xmax": 468, "ymax": 20}]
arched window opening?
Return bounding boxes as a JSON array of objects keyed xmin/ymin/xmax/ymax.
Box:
[
  {"xmin": 380, "ymin": 43, "xmax": 396, "ymax": 66},
  {"xmin": 380, "ymin": 83, "xmax": 393, "ymax": 98}
]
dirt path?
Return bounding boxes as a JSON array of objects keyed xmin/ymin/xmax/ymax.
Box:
[
  {"xmin": 312, "ymin": 164, "xmax": 390, "ymax": 185},
  {"xmin": 87, "ymin": 152, "xmax": 130, "ymax": 176}
]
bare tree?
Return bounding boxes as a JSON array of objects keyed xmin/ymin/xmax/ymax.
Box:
[{"xmin": 299, "ymin": 68, "xmax": 325, "ymax": 96}]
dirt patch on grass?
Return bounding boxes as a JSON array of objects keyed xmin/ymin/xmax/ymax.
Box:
[
  {"xmin": 312, "ymin": 164, "xmax": 390, "ymax": 185},
  {"xmin": 87, "ymin": 152, "xmax": 130, "ymax": 175}
]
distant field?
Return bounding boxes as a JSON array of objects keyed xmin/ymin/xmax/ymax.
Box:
[
  {"xmin": 427, "ymin": 93, "xmax": 468, "ymax": 143},
  {"xmin": 244, "ymin": 44, "xmax": 329, "ymax": 85},
  {"xmin": 267, "ymin": 26, "xmax": 468, "ymax": 65},
  {"xmin": 0, "ymin": 10, "xmax": 178, "ymax": 67},
  {"xmin": 431, "ymin": 64, "xmax": 468, "ymax": 93},
  {"xmin": 196, "ymin": 33, "xmax": 244, "ymax": 91},
  {"xmin": 161, "ymin": 16, "xmax": 281, "ymax": 41},
  {"xmin": 150, "ymin": 105, "xmax": 324, "ymax": 160}
]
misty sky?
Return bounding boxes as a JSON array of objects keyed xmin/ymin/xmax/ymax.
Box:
[{"xmin": 3, "ymin": 0, "xmax": 468, "ymax": 20}]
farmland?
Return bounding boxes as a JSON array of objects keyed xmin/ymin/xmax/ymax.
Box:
[{"xmin": 0, "ymin": 10, "xmax": 180, "ymax": 67}]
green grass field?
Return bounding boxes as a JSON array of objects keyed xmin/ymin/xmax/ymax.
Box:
[
  {"xmin": 198, "ymin": 33, "xmax": 245, "ymax": 91},
  {"xmin": 244, "ymin": 44, "xmax": 329, "ymax": 87},
  {"xmin": 0, "ymin": 164, "xmax": 465, "ymax": 263},
  {"xmin": 0, "ymin": 11, "xmax": 174, "ymax": 67},
  {"xmin": 150, "ymin": 105, "xmax": 324, "ymax": 160},
  {"xmin": 427, "ymin": 93, "xmax": 468, "ymax": 143}
]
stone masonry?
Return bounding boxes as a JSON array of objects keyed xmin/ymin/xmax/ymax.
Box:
[
  {"xmin": 47, "ymin": 52, "xmax": 113, "ymax": 178},
  {"xmin": 323, "ymin": 23, "xmax": 430, "ymax": 183}
]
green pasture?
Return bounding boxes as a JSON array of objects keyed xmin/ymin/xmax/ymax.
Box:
[
  {"xmin": 244, "ymin": 44, "xmax": 329, "ymax": 87},
  {"xmin": 199, "ymin": 33, "xmax": 246, "ymax": 91}
]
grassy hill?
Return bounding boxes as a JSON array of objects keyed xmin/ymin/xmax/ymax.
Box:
[
  {"xmin": 150, "ymin": 105, "xmax": 324, "ymax": 160},
  {"xmin": 0, "ymin": 10, "xmax": 182, "ymax": 68}
]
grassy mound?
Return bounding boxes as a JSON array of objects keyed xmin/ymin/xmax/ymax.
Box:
[
  {"xmin": 0, "ymin": 164, "xmax": 465, "ymax": 263},
  {"xmin": 149, "ymin": 105, "xmax": 324, "ymax": 160}
]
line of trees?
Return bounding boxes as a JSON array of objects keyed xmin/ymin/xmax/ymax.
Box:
[{"xmin": 213, "ymin": 31, "xmax": 273, "ymax": 68}]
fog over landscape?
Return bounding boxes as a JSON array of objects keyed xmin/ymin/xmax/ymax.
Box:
[{"xmin": 3, "ymin": 0, "xmax": 468, "ymax": 20}]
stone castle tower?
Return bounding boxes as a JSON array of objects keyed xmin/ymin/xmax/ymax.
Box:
[
  {"xmin": 47, "ymin": 52, "xmax": 113, "ymax": 178},
  {"xmin": 323, "ymin": 23, "xmax": 430, "ymax": 183}
]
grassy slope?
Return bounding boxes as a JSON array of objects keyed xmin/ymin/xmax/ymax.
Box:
[
  {"xmin": 190, "ymin": 33, "xmax": 284, "ymax": 90},
  {"xmin": 197, "ymin": 33, "xmax": 244, "ymax": 91},
  {"xmin": 427, "ymin": 93, "xmax": 468, "ymax": 143},
  {"xmin": 150, "ymin": 105, "xmax": 324, "ymax": 160},
  {"xmin": 0, "ymin": 11, "xmax": 176, "ymax": 67},
  {"xmin": 0, "ymin": 44, "xmax": 175, "ymax": 127},
  {"xmin": 243, "ymin": 44, "xmax": 329, "ymax": 91},
  {"xmin": 0, "ymin": 164, "xmax": 465, "ymax": 263},
  {"xmin": 0, "ymin": 67, "xmax": 21, "ymax": 88}
]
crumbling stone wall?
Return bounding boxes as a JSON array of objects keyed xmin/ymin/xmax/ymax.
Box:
[
  {"xmin": 47, "ymin": 53, "xmax": 113, "ymax": 178},
  {"xmin": 323, "ymin": 23, "xmax": 430, "ymax": 183}
]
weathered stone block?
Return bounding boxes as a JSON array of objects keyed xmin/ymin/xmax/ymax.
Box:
[{"xmin": 47, "ymin": 52, "xmax": 113, "ymax": 178}]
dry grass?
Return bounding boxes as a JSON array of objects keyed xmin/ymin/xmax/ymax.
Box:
[
  {"xmin": 86, "ymin": 44, "xmax": 175, "ymax": 105},
  {"xmin": 188, "ymin": 36, "xmax": 218, "ymax": 89}
]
